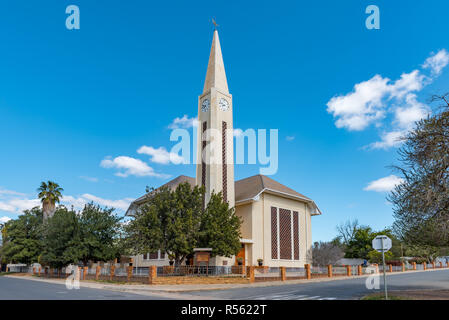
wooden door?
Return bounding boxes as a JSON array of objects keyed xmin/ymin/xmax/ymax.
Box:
[{"xmin": 235, "ymin": 243, "xmax": 245, "ymax": 266}]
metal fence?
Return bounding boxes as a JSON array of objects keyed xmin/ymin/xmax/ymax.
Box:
[
  {"xmin": 286, "ymin": 267, "xmax": 306, "ymax": 280},
  {"xmin": 254, "ymin": 267, "xmax": 281, "ymax": 281},
  {"xmin": 156, "ymin": 265, "xmax": 246, "ymax": 277}
]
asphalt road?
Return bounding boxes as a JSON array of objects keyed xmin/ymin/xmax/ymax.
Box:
[
  {"xmin": 2, "ymin": 269, "xmax": 449, "ymax": 300},
  {"xmin": 180, "ymin": 269, "xmax": 449, "ymax": 300},
  {"xmin": 0, "ymin": 276, "xmax": 170, "ymax": 300}
]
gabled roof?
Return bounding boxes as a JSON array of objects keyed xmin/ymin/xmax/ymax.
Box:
[
  {"xmin": 234, "ymin": 174, "xmax": 311, "ymax": 203},
  {"xmin": 126, "ymin": 174, "xmax": 322, "ymax": 216}
]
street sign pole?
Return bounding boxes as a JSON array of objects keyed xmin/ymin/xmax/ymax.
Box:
[{"xmin": 381, "ymin": 237, "xmax": 388, "ymax": 300}]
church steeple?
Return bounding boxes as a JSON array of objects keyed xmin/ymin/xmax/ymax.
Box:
[
  {"xmin": 196, "ymin": 29, "xmax": 235, "ymax": 209},
  {"xmin": 203, "ymin": 30, "xmax": 229, "ymax": 94}
]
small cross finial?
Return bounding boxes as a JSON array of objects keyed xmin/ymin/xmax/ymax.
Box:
[{"xmin": 212, "ymin": 18, "xmax": 219, "ymax": 30}]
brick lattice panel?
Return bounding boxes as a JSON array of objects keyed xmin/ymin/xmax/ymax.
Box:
[
  {"xmin": 202, "ymin": 121, "xmax": 207, "ymax": 208},
  {"xmin": 201, "ymin": 121, "xmax": 207, "ymax": 188},
  {"xmin": 293, "ymin": 211, "xmax": 299, "ymax": 260},
  {"xmin": 271, "ymin": 207, "xmax": 278, "ymax": 259},
  {"xmin": 222, "ymin": 121, "xmax": 227, "ymax": 203},
  {"xmin": 279, "ymin": 208, "xmax": 292, "ymax": 260}
]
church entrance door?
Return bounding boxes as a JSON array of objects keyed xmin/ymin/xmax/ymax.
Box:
[{"xmin": 235, "ymin": 243, "xmax": 245, "ymax": 266}]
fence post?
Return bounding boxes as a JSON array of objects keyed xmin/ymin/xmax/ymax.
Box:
[
  {"xmin": 38, "ymin": 267, "xmax": 41, "ymax": 277},
  {"xmin": 305, "ymin": 264, "xmax": 311, "ymax": 280},
  {"xmin": 401, "ymin": 263, "xmax": 405, "ymax": 272},
  {"xmin": 83, "ymin": 267, "xmax": 88, "ymax": 280},
  {"xmin": 413, "ymin": 262, "xmax": 416, "ymax": 270},
  {"xmin": 246, "ymin": 266, "xmax": 255, "ymax": 283},
  {"xmin": 279, "ymin": 267, "xmax": 286, "ymax": 281},
  {"xmin": 96, "ymin": 266, "xmax": 101, "ymax": 281},
  {"xmin": 148, "ymin": 266, "xmax": 157, "ymax": 285},
  {"xmin": 389, "ymin": 264, "xmax": 392, "ymax": 273},
  {"xmin": 110, "ymin": 265, "xmax": 115, "ymax": 281},
  {"xmin": 432, "ymin": 262, "xmax": 436, "ymax": 269},
  {"xmin": 439, "ymin": 262, "xmax": 443, "ymax": 268},
  {"xmin": 127, "ymin": 265, "xmax": 133, "ymax": 282},
  {"xmin": 327, "ymin": 265, "xmax": 333, "ymax": 278},
  {"xmin": 374, "ymin": 264, "xmax": 379, "ymax": 274},
  {"xmin": 423, "ymin": 262, "xmax": 427, "ymax": 270},
  {"xmin": 44, "ymin": 267, "xmax": 48, "ymax": 277},
  {"xmin": 346, "ymin": 265, "xmax": 351, "ymax": 277},
  {"xmin": 357, "ymin": 265, "xmax": 362, "ymax": 276},
  {"xmin": 33, "ymin": 267, "xmax": 36, "ymax": 275}
]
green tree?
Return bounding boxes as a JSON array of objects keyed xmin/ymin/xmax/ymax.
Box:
[
  {"xmin": 1, "ymin": 208, "xmax": 43, "ymax": 264},
  {"xmin": 125, "ymin": 183, "xmax": 204, "ymax": 266},
  {"xmin": 199, "ymin": 192, "xmax": 242, "ymax": 258},
  {"xmin": 37, "ymin": 181, "xmax": 64, "ymax": 220},
  {"xmin": 336, "ymin": 219, "xmax": 401, "ymax": 261},
  {"xmin": 41, "ymin": 207, "xmax": 81, "ymax": 268},
  {"xmin": 77, "ymin": 203, "xmax": 122, "ymax": 265},
  {"xmin": 125, "ymin": 183, "xmax": 242, "ymax": 265}
]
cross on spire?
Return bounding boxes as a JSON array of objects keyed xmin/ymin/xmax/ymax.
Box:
[{"xmin": 212, "ymin": 18, "xmax": 219, "ymax": 30}]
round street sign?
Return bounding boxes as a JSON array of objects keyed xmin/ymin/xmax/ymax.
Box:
[{"xmin": 372, "ymin": 235, "xmax": 392, "ymax": 252}]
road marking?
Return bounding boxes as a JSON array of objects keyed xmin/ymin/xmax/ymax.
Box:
[{"xmin": 250, "ymin": 293, "xmax": 336, "ymax": 300}]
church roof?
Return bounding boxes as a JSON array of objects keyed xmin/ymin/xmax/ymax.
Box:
[
  {"xmin": 203, "ymin": 30, "xmax": 229, "ymax": 94},
  {"xmin": 126, "ymin": 174, "xmax": 321, "ymax": 216},
  {"xmin": 234, "ymin": 174, "xmax": 311, "ymax": 203}
]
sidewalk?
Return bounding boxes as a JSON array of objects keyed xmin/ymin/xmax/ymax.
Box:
[{"xmin": 6, "ymin": 267, "xmax": 448, "ymax": 296}]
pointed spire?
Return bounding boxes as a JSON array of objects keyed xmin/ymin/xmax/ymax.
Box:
[{"xmin": 203, "ymin": 30, "xmax": 229, "ymax": 94}]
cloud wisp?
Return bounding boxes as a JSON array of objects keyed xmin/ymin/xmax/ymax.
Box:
[
  {"xmin": 100, "ymin": 156, "xmax": 170, "ymax": 179},
  {"xmin": 364, "ymin": 175, "xmax": 404, "ymax": 192},
  {"xmin": 0, "ymin": 188, "xmax": 134, "ymax": 218},
  {"xmin": 326, "ymin": 49, "xmax": 449, "ymax": 150}
]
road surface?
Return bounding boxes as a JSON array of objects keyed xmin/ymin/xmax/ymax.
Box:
[
  {"xmin": 2, "ymin": 269, "xmax": 449, "ymax": 300},
  {"xmin": 179, "ymin": 269, "xmax": 449, "ymax": 300},
  {"xmin": 0, "ymin": 276, "xmax": 170, "ymax": 300}
]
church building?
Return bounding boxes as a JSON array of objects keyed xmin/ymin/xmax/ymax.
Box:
[{"xmin": 126, "ymin": 30, "xmax": 322, "ymax": 268}]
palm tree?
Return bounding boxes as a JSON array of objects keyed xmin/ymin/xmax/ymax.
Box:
[{"xmin": 37, "ymin": 181, "xmax": 64, "ymax": 220}]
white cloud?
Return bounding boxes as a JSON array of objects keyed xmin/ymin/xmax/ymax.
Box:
[
  {"xmin": 368, "ymin": 94, "xmax": 430, "ymax": 150},
  {"xmin": 286, "ymin": 136, "xmax": 295, "ymax": 141},
  {"xmin": 0, "ymin": 189, "xmax": 26, "ymax": 197},
  {"xmin": 326, "ymin": 74, "xmax": 390, "ymax": 131},
  {"xmin": 368, "ymin": 130, "xmax": 405, "ymax": 150},
  {"xmin": 327, "ymin": 49, "xmax": 447, "ymax": 149},
  {"xmin": 100, "ymin": 156, "xmax": 170, "ymax": 178},
  {"xmin": 0, "ymin": 216, "xmax": 11, "ymax": 223},
  {"xmin": 0, "ymin": 198, "xmax": 40, "ymax": 214},
  {"xmin": 137, "ymin": 146, "xmax": 184, "ymax": 165},
  {"xmin": 79, "ymin": 176, "xmax": 99, "ymax": 183},
  {"xmin": 394, "ymin": 94, "xmax": 430, "ymax": 129},
  {"xmin": 81, "ymin": 194, "xmax": 133, "ymax": 211},
  {"xmin": 423, "ymin": 49, "xmax": 449, "ymax": 75},
  {"xmin": 364, "ymin": 175, "xmax": 404, "ymax": 192},
  {"xmin": 0, "ymin": 190, "xmax": 133, "ymax": 215},
  {"xmin": 62, "ymin": 194, "xmax": 133, "ymax": 211},
  {"xmin": 168, "ymin": 115, "xmax": 198, "ymax": 129}
]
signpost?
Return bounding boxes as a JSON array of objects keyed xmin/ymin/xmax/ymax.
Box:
[{"xmin": 372, "ymin": 235, "xmax": 392, "ymax": 300}]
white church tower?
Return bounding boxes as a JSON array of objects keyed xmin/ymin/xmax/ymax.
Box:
[{"xmin": 196, "ymin": 30, "xmax": 235, "ymax": 208}]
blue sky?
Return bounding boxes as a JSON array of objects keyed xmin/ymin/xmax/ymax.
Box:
[{"xmin": 1, "ymin": 1, "xmax": 449, "ymax": 242}]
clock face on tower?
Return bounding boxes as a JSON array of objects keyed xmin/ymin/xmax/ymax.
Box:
[
  {"xmin": 219, "ymin": 98, "xmax": 229, "ymax": 111},
  {"xmin": 201, "ymin": 99, "xmax": 210, "ymax": 112}
]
